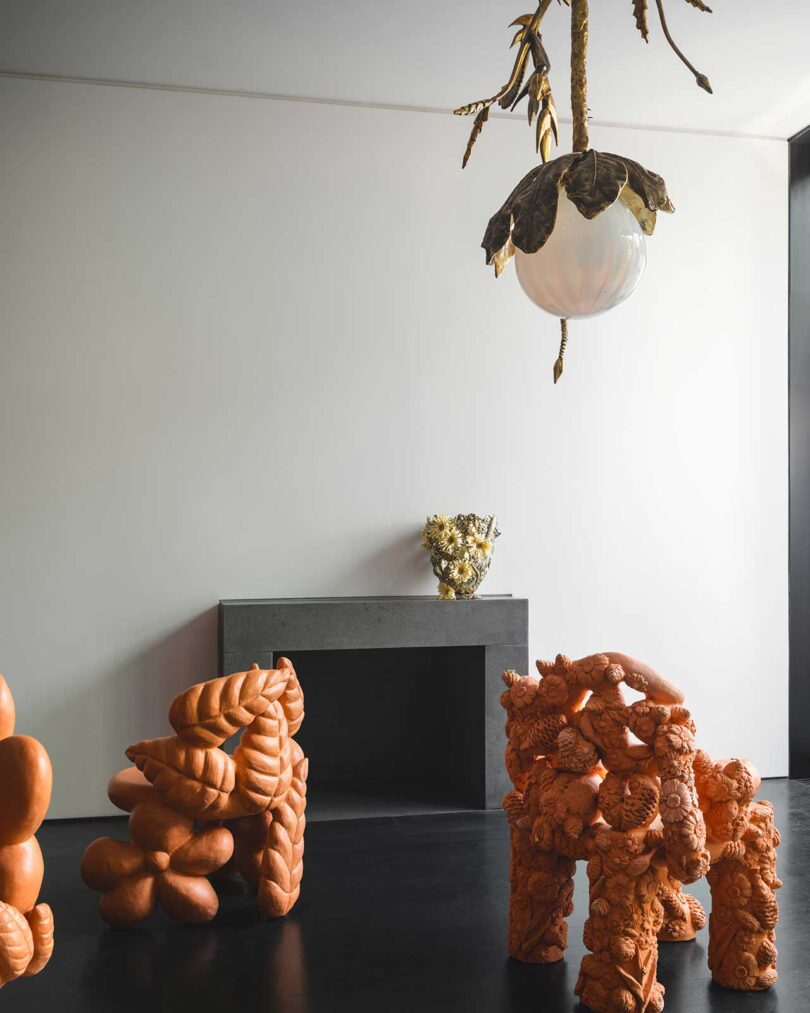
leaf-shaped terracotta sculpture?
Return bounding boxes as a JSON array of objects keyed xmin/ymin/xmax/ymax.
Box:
[
  {"xmin": 168, "ymin": 665, "xmax": 287, "ymax": 748},
  {"xmin": 125, "ymin": 737, "xmax": 237, "ymax": 817},
  {"xmin": 82, "ymin": 661, "xmax": 308, "ymax": 926}
]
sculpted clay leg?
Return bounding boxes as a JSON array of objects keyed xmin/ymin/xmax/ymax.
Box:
[
  {"xmin": 506, "ymin": 817, "xmax": 575, "ymax": 963},
  {"xmin": 22, "ymin": 904, "xmax": 54, "ymax": 977},
  {"xmin": 575, "ymin": 767, "xmax": 663, "ymax": 1012},
  {"xmin": 227, "ymin": 812, "xmax": 271, "ymax": 886},
  {"xmin": 258, "ymin": 748, "xmax": 307, "ymax": 918},
  {"xmin": 0, "ymin": 902, "xmax": 33, "ymax": 988},
  {"xmin": 656, "ymin": 877, "xmax": 705, "ymax": 942},
  {"xmin": 706, "ymin": 801, "xmax": 779, "ymax": 990},
  {"xmin": 694, "ymin": 754, "xmax": 780, "ymax": 991}
]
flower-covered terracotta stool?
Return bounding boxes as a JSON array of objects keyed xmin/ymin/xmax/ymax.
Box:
[
  {"xmin": 81, "ymin": 659, "xmax": 307, "ymax": 926},
  {"xmin": 501, "ymin": 652, "xmax": 780, "ymax": 1013}
]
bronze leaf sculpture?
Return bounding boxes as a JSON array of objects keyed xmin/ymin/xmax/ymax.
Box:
[
  {"xmin": 502, "ymin": 652, "xmax": 779, "ymax": 1013},
  {"xmin": 483, "ymin": 151, "xmax": 674, "ymax": 278}
]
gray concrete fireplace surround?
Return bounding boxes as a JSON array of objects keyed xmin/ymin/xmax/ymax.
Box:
[{"xmin": 219, "ymin": 596, "xmax": 529, "ymax": 821}]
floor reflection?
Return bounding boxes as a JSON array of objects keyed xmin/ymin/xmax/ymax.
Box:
[
  {"xmin": 21, "ymin": 782, "xmax": 804, "ymax": 1012},
  {"xmin": 81, "ymin": 910, "xmax": 309, "ymax": 1013}
]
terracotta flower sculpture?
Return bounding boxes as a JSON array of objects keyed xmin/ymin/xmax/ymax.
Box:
[
  {"xmin": 82, "ymin": 659, "xmax": 307, "ymax": 925},
  {"xmin": 501, "ymin": 653, "xmax": 779, "ymax": 1013},
  {"xmin": 0, "ymin": 674, "xmax": 54, "ymax": 988}
]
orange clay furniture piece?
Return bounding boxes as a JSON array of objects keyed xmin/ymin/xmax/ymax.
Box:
[
  {"xmin": 501, "ymin": 652, "xmax": 780, "ymax": 1013},
  {"xmin": 0, "ymin": 674, "xmax": 55, "ymax": 988},
  {"xmin": 81, "ymin": 659, "xmax": 307, "ymax": 926}
]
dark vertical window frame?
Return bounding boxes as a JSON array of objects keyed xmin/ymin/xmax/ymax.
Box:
[{"xmin": 790, "ymin": 124, "xmax": 810, "ymax": 777}]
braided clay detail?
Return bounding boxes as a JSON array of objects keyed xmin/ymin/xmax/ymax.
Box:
[{"xmin": 258, "ymin": 746, "xmax": 308, "ymax": 918}]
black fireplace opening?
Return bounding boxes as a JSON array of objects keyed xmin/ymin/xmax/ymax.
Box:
[{"xmin": 276, "ymin": 646, "xmax": 487, "ymax": 821}]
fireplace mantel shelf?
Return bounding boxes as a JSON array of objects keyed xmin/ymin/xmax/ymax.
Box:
[{"xmin": 219, "ymin": 594, "xmax": 527, "ymax": 660}]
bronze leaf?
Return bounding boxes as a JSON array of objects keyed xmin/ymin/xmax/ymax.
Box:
[
  {"xmin": 562, "ymin": 150, "xmax": 628, "ymax": 220},
  {"xmin": 619, "ymin": 186, "xmax": 657, "ymax": 235},
  {"xmin": 482, "ymin": 167, "xmax": 541, "ymax": 266},
  {"xmin": 482, "ymin": 158, "xmax": 567, "ymax": 264},
  {"xmin": 619, "ymin": 155, "xmax": 674, "ymax": 213},
  {"xmin": 633, "ymin": 0, "xmax": 650, "ymax": 41},
  {"xmin": 509, "ymin": 156, "xmax": 571, "ymax": 255},
  {"xmin": 482, "ymin": 150, "xmax": 673, "ymax": 270},
  {"xmin": 462, "ymin": 107, "xmax": 490, "ymax": 169}
]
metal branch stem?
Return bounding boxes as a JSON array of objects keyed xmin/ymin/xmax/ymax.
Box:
[
  {"xmin": 554, "ymin": 319, "xmax": 568, "ymax": 384},
  {"xmin": 571, "ymin": 0, "xmax": 589, "ymax": 152},
  {"xmin": 654, "ymin": 0, "xmax": 713, "ymax": 92},
  {"xmin": 533, "ymin": 0, "xmax": 555, "ymax": 32}
]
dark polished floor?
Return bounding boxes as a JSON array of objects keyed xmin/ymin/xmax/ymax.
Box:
[{"xmin": 4, "ymin": 779, "xmax": 808, "ymax": 1012}]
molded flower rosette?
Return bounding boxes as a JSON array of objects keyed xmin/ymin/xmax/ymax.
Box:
[{"xmin": 422, "ymin": 514, "xmax": 500, "ymax": 599}]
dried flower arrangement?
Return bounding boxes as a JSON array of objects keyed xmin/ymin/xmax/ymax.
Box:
[{"xmin": 422, "ymin": 514, "xmax": 500, "ymax": 599}]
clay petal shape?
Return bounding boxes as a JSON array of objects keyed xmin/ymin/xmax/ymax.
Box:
[
  {"xmin": 0, "ymin": 736, "xmax": 53, "ymax": 845},
  {"xmin": 563, "ymin": 150, "xmax": 628, "ymax": 220},
  {"xmin": 128, "ymin": 800, "xmax": 193, "ymax": 855},
  {"xmin": 126, "ymin": 737, "xmax": 236, "ymax": 817},
  {"xmin": 81, "ymin": 838, "xmax": 145, "ymax": 891},
  {"xmin": 168, "ymin": 665, "xmax": 287, "ymax": 749},
  {"xmin": 107, "ymin": 767, "xmax": 157, "ymax": 812},
  {"xmin": 98, "ymin": 875, "xmax": 157, "ymax": 928},
  {"xmin": 157, "ymin": 870, "xmax": 219, "ymax": 924},
  {"xmin": 171, "ymin": 827, "xmax": 234, "ymax": 876},
  {"xmin": 0, "ymin": 901, "xmax": 34, "ymax": 986},
  {"xmin": 278, "ymin": 661, "xmax": 304, "ymax": 736},
  {"xmin": 23, "ymin": 904, "xmax": 54, "ymax": 977}
]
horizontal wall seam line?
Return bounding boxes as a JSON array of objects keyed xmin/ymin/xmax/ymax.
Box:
[{"xmin": 0, "ymin": 69, "xmax": 785, "ymax": 143}]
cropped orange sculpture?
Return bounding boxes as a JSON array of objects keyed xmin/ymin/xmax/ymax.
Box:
[
  {"xmin": 502, "ymin": 653, "xmax": 779, "ymax": 1013},
  {"xmin": 0, "ymin": 674, "xmax": 55, "ymax": 988},
  {"xmin": 81, "ymin": 659, "xmax": 307, "ymax": 926}
]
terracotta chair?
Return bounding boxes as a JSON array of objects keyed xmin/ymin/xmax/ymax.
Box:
[
  {"xmin": 0, "ymin": 674, "xmax": 55, "ymax": 988},
  {"xmin": 81, "ymin": 659, "xmax": 307, "ymax": 926},
  {"xmin": 502, "ymin": 652, "xmax": 779, "ymax": 1013}
]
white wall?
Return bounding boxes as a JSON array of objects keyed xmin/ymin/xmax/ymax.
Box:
[
  {"xmin": 0, "ymin": 75, "xmax": 788, "ymax": 817},
  {"xmin": 3, "ymin": 0, "xmax": 810, "ymax": 138}
]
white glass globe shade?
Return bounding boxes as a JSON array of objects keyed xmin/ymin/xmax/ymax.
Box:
[{"xmin": 514, "ymin": 191, "xmax": 646, "ymax": 319}]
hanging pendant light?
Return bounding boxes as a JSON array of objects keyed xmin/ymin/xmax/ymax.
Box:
[
  {"xmin": 454, "ymin": 0, "xmax": 713, "ymax": 382},
  {"xmin": 514, "ymin": 189, "xmax": 647, "ymax": 320}
]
